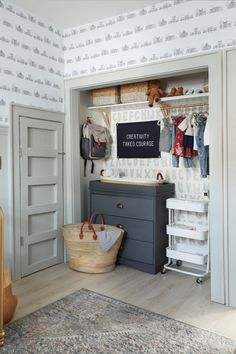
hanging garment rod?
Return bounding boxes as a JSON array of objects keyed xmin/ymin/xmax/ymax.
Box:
[
  {"xmin": 159, "ymin": 101, "xmax": 208, "ymax": 110},
  {"xmin": 159, "ymin": 101, "xmax": 208, "ymax": 119}
]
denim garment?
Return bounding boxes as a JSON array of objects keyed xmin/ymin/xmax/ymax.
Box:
[
  {"xmin": 172, "ymin": 155, "xmax": 192, "ymax": 168},
  {"xmin": 195, "ymin": 124, "xmax": 209, "ymax": 177},
  {"xmin": 172, "ymin": 155, "xmax": 179, "ymax": 167},
  {"xmin": 171, "ymin": 124, "xmax": 178, "ymax": 167},
  {"xmin": 184, "ymin": 157, "xmax": 193, "ymax": 168}
]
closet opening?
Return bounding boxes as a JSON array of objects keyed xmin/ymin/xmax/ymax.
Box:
[{"xmin": 64, "ymin": 52, "xmax": 224, "ymax": 305}]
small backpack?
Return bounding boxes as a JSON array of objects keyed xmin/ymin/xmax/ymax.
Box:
[{"xmin": 80, "ymin": 118, "xmax": 109, "ymax": 176}]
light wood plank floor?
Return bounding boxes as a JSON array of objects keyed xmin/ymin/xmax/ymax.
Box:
[{"xmin": 12, "ymin": 264, "xmax": 236, "ymax": 340}]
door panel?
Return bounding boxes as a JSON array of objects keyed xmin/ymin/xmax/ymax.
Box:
[
  {"xmin": 28, "ymin": 184, "xmax": 56, "ymax": 206},
  {"xmin": 28, "ymin": 127, "xmax": 56, "ymax": 149},
  {"xmin": 20, "ymin": 117, "xmax": 63, "ymax": 276}
]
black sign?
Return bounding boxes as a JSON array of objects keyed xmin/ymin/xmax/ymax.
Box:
[{"xmin": 117, "ymin": 120, "xmax": 160, "ymax": 158}]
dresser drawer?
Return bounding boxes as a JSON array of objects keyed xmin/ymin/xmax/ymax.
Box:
[
  {"xmin": 104, "ymin": 215, "xmax": 153, "ymax": 243},
  {"xmin": 91, "ymin": 194, "xmax": 153, "ymax": 220},
  {"xmin": 119, "ymin": 239, "xmax": 153, "ymax": 264}
]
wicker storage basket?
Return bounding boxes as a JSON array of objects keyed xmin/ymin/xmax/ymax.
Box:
[
  {"xmin": 92, "ymin": 86, "xmax": 120, "ymax": 106},
  {"xmin": 120, "ymin": 81, "xmax": 148, "ymax": 103},
  {"xmin": 62, "ymin": 216, "xmax": 124, "ymax": 273}
]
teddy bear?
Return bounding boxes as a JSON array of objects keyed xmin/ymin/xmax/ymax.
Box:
[
  {"xmin": 166, "ymin": 87, "xmax": 184, "ymax": 97},
  {"xmin": 175, "ymin": 87, "xmax": 183, "ymax": 96},
  {"xmin": 166, "ymin": 87, "xmax": 177, "ymax": 97},
  {"xmin": 146, "ymin": 80, "xmax": 165, "ymax": 107}
]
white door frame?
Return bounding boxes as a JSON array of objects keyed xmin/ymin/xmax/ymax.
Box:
[
  {"xmin": 10, "ymin": 104, "xmax": 65, "ymax": 280},
  {"xmin": 64, "ymin": 51, "xmax": 226, "ymax": 304},
  {"xmin": 222, "ymin": 48, "xmax": 236, "ymax": 307}
]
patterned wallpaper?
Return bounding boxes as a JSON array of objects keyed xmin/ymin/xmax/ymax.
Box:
[
  {"xmin": 0, "ymin": 0, "xmax": 64, "ymax": 126},
  {"xmin": 64, "ymin": 0, "xmax": 236, "ymax": 78}
]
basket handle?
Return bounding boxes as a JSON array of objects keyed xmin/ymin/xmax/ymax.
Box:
[
  {"xmin": 79, "ymin": 221, "xmax": 97, "ymax": 240},
  {"xmin": 156, "ymin": 172, "xmax": 164, "ymax": 181},
  {"xmin": 90, "ymin": 212, "xmax": 105, "ymax": 231}
]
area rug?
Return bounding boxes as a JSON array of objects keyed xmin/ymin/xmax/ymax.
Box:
[{"xmin": 2, "ymin": 288, "xmax": 236, "ymax": 353}]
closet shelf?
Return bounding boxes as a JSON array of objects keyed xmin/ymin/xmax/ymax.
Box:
[
  {"xmin": 166, "ymin": 224, "xmax": 208, "ymax": 241},
  {"xmin": 87, "ymin": 93, "xmax": 209, "ymax": 111},
  {"xmin": 166, "ymin": 198, "xmax": 208, "ymax": 212},
  {"xmin": 166, "ymin": 247, "xmax": 208, "ymax": 266}
]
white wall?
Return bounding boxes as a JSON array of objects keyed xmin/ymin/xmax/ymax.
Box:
[
  {"xmin": 0, "ymin": 0, "xmax": 64, "ymax": 266},
  {"xmin": 0, "ymin": 0, "xmax": 64, "ymax": 126},
  {"xmin": 64, "ymin": 0, "xmax": 236, "ymax": 78}
]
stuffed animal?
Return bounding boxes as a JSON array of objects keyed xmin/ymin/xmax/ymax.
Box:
[
  {"xmin": 146, "ymin": 80, "xmax": 165, "ymax": 107},
  {"xmin": 166, "ymin": 87, "xmax": 184, "ymax": 97},
  {"xmin": 175, "ymin": 87, "xmax": 183, "ymax": 96},
  {"xmin": 166, "ymin": 87, "xmax": 177, "ymax": 97}
]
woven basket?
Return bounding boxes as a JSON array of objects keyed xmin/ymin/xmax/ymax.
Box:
[
  {"xmin": 92, "ymin": 86, "xmax": 120, "ymax": 106},
  {"xmin": 120, "ymin": 81, "xmax": 148, "ymax": 103},
  {"xmin": 62, "ymin": 214, "xmax": 124, "ymax": 273}
]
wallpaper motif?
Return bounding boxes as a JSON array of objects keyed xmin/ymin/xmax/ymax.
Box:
[
  {"xmin": 0, "ymin": 0, "xmax": 64, "ymax": 125},
  {"xmin": 64, "ymin": 0, "xmax": 236, "ymax": 78}
]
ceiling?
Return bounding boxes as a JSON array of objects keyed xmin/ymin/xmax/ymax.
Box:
[{"xmin": 10, "ymin": 0, "xmax": 159, "ymax": 29}]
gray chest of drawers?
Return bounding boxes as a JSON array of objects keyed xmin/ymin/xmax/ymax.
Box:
[{"xmin": 89, "ymin": 180, "xmax": 175, "ymax": 274}]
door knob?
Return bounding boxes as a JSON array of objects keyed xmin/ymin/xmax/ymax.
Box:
[{"xmin": 116, "ymin": 203, "xmax": 124, "ymax": 209}]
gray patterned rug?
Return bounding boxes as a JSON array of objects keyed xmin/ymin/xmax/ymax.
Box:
[{"xmin": 2, "ymin": 288, "xmax": 236, "ymax": 353}]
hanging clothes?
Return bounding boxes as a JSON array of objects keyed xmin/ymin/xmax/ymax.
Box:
[
  {"xmin": 178, "ymin": 115, "xmax": 195, "ymax": 150},
  {"xmin": 171, "ymin": 115, "xmax": 197, "ymax": 168},
  {"xmin": 159, "ymin": 117, "xmax": 172, "ymax": 153},
  {"xmin": 172, "ymin": 115, "xmax": 185, "ymax": 157},
  {"xmin": 204, "ymin": 114, "xmax": 209, "ymax": 146},
  {"xmin": 193, "ymin": 112, "xmax": 209, "ymax": 178}
]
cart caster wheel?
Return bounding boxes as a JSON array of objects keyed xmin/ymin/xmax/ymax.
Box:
[
  {"xmin": 161, "ymin": 267, "xmax": 167, "ymax": 274},
  {"xmin": 176, "ymin": 260, "xmax": 182, "ymax": 267},
  {"xmin": 196, "ymin": 277, "xmax": 203, "ymax": 284}
]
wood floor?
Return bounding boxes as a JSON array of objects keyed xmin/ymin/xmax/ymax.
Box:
[{"xmin": 12, "ymin": 263, "xmax": 236, "ymax": 340}]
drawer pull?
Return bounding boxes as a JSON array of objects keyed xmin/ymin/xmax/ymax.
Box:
[
  {"xmin": 116, "ymin": 203, "xmax": 124, "ymax": 209},
  {"xmin": 116, "ymin": 224, "xmax": 124, "ymax": 230}
]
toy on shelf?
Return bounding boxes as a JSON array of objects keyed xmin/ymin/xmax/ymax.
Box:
[
  {"xmin": 146, "ymin": 80, "xmax": 165, "ymax": 107},
  {"xmin": 166, "ymin": 87, "xmax": 177, "ymax": 97},
  {"xmin": 203, "ymin": 84, "xmax": 208, "ymax": 93},
  {"xmin": 175, "ymin": 87, "xmax": 184, "ymax": 96},
  {"xmin": 166, "ymin": 87, "xmax": 184, "ymax": 97}
]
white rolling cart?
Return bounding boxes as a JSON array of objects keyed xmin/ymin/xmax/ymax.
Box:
[{"xmin": 161, "ymin": 198, "xmax": 209, "ymax": 284}]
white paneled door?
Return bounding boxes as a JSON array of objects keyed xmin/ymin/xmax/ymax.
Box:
[{"xmin": 19, "ymin": 117, "xmax": 64, "ymax": 276}]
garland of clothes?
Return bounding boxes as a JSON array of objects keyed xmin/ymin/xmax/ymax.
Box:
[{"xmin": 159, "ymin": 111, "xmax": 209, "ymax": 178}]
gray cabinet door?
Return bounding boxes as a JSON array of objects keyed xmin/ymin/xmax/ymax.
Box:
[
  {"xmin": 91, "ymin": 194, "xmax": 154, "ymax": 220},
  {"xmin": 103, "ymin": 215, "xmax": 153, "ymax": 243},
  {"xmin": 20, "ymin": 117, "xmax": 64, "ymax": 276},
  {"xmin": 119, "ymin": 239, "xmax": 154, "ymax": 264}
]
